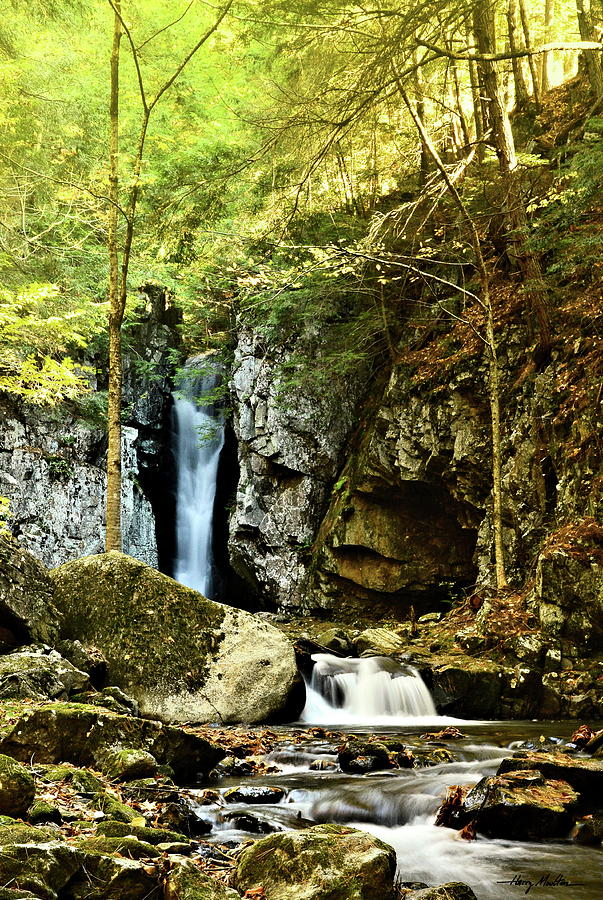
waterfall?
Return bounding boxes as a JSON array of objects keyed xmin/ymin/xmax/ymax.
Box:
[
  {"xmin": 301, "ymin": 653, "xmax": 445, "ymax": 725},
  {"xmin": 172, "ymin": 355, "xmax": 224, "ymax": 599}
]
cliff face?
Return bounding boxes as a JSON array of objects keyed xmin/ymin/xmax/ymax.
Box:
[
  {"xmin": 0, "ymin": 284, "xmax": 179, "ymax": 570},
  {"xmin": 228, "ymin": 326, "xmax": 370, "ymax": 609},
  {"xmin": 227, "ymin": 310, "xmax": 602, "ymax": 665}
]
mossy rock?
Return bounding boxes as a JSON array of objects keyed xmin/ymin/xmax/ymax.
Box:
[
  {"xmin": 97, "ymin": 818, "xmax": 189, "ymax": 846},
  {"xmin": 411, "ymin": 885, "xmax": 478, "ymax": 900},
  {"xmin": 77, "ymin": 834, "xmax": 161, "ymax": 860},
  {"xmin": 37, "ymin": 763, "xmax": 105, "ymax": 795},
  {"xmin": 89, "ymin": 793, "xmax": 138, "ymax": 823},
  {"xmin": 0, "ymin": 840, "xmax": 81, "ymax": 900},
  {"xmin": 165, "ymin": 858, "xmax": 241, "ymax": 899},
  {"xmin": 0, "ymin": 534, "xmax": 60, "ymax": 646},
  {"xmin": 51, "ymin": 552, "xmax": 302, "ymax": 724},
  {"xmin": 98, "ymin": 747, "xmax": 159, "ymax": 781},
  {"xmin": 0, "ymin": 753, "xmax": 35, "ymax": 817},
  {"xmin": 63, "ymin": 852, "xmax": 159, "ymax": 900},
  {"xmin": 236, "ymin": 823, "xmax": 398, "ymax": 900},
  {"xmin": 0, "ymin": 700, "xmax": 223, "ymax": 784},
  {"xmin": 28, "ymin": 799, "xmax": 62, "ymax": 825},
  {"xmin": 0, "ymin": 823, "xmax": 62, "ymax": 845}
]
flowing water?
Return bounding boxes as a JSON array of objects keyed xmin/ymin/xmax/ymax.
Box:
[
  {"xmin": 195, "ymin": 655, "xmax": 603, "ymax": 899},
  {"xmin": 172, "ymin": 355, "xmax": 224, "ymax": 599}
]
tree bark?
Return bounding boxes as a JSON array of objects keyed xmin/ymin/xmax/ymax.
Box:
[
  {"xmin": 507, "ymin": 0, "xmax": 530, "ymax": 105},
  {"xmin": 518, "ymin": 0, "xmax": 541, "ymax": 106},
  {"xmin": 576, "ymin": 0, "xmax": 603, "ymax": 98},
  {"xmin": 540, "ymin": 0, "xmax": 555, "ymax": 93},
  {"xmin": 106, "ymin": 1, "xmax": 122, "ymax": 552}
]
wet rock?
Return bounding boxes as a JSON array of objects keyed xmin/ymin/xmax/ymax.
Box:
[
  {"xmin": 0, "ymin": 701, "xmax": 223, "ymax": 784},
  {"xmin": 572, "ymin": 812, "xmax": 603, "ymax": 845},
  {"xmin": 430, "ymin": 662, "xmax": 503, "ymax": 718},
  {"xmin": 498, "ymin": 750, "xmax": 603, "ymax": 805},
  {"xmin": 220, "ymin": 810, "xmax": 276, "ymax": 833},
  {"xmin": 355, "ymin": 628, "xmax": 405, "ymax": 656},
  {"xmin": 210, "ymin": 755, "xmax": 254, "ymax": 778},
  {"xmin": 235, "ymin": 823, "xmax": 398, "ymax": 900},
  {"xmin": 338, "ymin": 740, "xmax": 392, "ymax": 774},
  {"xmin": 409, "ymin": 885, "xmax": 478, "ymax": 900},
  {"xmin": 0, "ymin": 647, "xmax": 89, "ymax": 702},
  {"xmin": 224, "ymin": 785, "xmax": 285, "ymax": 804},
  {"xmin": 0, "ymin": 534, "xmax": 60, "ymax": 646},
  {"xmin": 164, "ymin": 858, "xmax": 241, "ymax": 899},
  {"xmin": 458, "ymin": 770, "xmax": 578, "ymax": 840},
  {"xmin": 51, "ymin": 552, "xmax": 303, "ymax": 724},
  {"xmin": 0, "ymin": 754, "xmax": 35, "ymax": 817},
  {"xmin": 309, "ymin": 759, "xmax": 338, "ymax": 771}
]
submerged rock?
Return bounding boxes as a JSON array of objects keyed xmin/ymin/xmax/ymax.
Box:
[
  {"xmin": 236, "ymin": 823, "xmax": 398, "ymax": 900},
  {"xmin": 51, "ymin": 552, "xmax": 303, "ymax": 724}
]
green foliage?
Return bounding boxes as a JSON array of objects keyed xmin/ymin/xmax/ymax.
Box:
[{"xmin": 0, "ymin": 283, "xmax": 103, "ymax": 405}]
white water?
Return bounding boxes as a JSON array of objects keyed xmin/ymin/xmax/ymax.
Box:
[
  {"xmin": 301, "ymin": 653, "xmax": 461, "ymax": 726},
  {"xmin": 172, "ymin": 355, "xmax": 224, "ymax": 599}
]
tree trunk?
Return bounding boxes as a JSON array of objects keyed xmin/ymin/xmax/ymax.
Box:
[
  {"xmin": 413, "ymin": 51, "xmax": 431, "ymax": 185},
  {"xmin": 540, "ymin": 0, "xmax": 554, "ymax": 93},
  {"xmin": 507, "ymin": 0, "xmax": 530, "ymax": 105},
  {"xmin": 106, "ymin": 1, "xmax": 122, "ymax": 553},
  {"xmin": 518, "ymin": 0, "xmax": 541, "ymax": 106},
  {"xmin": 473, "ymin": 0, "xmax": 551, "ymax": 355},
  {"xmin": 576, "ymin": 0, "xmax": 603, "ymax": 98}
]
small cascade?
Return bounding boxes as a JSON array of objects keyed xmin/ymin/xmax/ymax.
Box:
[
  {"xmin": 301, "ymin": 653, "xmax": 445, "ymax": 725},
  {"xmin": 172, "ymin": 355, "xmax": 225, "ymax": 599}
]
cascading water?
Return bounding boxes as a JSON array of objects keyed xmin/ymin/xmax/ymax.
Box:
[
  {"xmin": 301, "ymin": 653, "xmax": 453, "ymax": 725},
  {"xmin": 172, "ymin": 354, "xmax": 224, "ymax": 599}
]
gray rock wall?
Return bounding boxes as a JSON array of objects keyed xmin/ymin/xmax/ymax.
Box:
[{"xmin": 228, "ymin": 327, "xmax": 370, "ymax": 609}]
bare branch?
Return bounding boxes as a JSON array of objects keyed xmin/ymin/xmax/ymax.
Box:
[{"xmin": 418, "ymin": 38, "xmax": 603, "ymax": 62}]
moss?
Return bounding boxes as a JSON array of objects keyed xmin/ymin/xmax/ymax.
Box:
[
  {"xmin": 77, "ymin": 835, "xmax": 161, "ymax": 859},
  {"xmin": 97, "ymin": 819, "xmax": 189, "ymax": 845},
  {"xmin": 51, "ymin": 552, "xmax": 227, "ymax": 697},
  {"xmin": 0, "ymin": 753, "xmax": 35, "ymax": 817},
  {"xmin": 0, "ymin": 823, "xmax": 62, "ymax": 845},
  {"xmin": 89, "ymin": 793, "xmax": 137, "ymax": 823},
  {"xmin": 38, "ymin": 763, "xmax": 105, "ymax": 794},
  {"xmin": 28, "ymin": 799, "xmax": 62, "ymax": 825}
]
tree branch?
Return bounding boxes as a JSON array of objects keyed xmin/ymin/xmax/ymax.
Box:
[{"xmin": 418, "ymin": 38, "xmax": 603, "ymax": 62}]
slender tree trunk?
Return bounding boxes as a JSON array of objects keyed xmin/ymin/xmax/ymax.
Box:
[
  {"xmin": 540, "ymin": 0, "xmax": 555, "ymax": 93},
  {"xmin": 413, "ymin": 50, "xmax": 431, "ymax": 185},
  {"xmin": 507, "ymin": 0, "xmax": 530, "ymax": 105},
  {"xmin": 466, "ymin": 17, "xmax": 486, "ymax": 163},
  {"xmin": 473, "ymin": 0, "xmax": 551, "ymax": 355},
  {"xmin": 518, "ymin": 0, "xmax": 542, "ymax": 106},
  {"xmin": 106, "ymin": 1, "xmax": 123, "ymax": 552},
  {"xmin": 576, "ymin": 0, "xmax": 603, "ymax": 97},
  {"xmin": 398, "ymin": 85, "xmax": 508, "ymax": 590}
]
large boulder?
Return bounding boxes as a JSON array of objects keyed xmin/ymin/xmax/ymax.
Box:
[
  {"xmin": 498, "ymin": 750, "xmax": 603, "ymax": 805},
  {"xmin": 235, "ymin": 824, "xmax": 398, "ymax": 900},
  {"xmin": 0, "ymin": 535, "xmax": 60, "ymax": 647},
  {"xmin": 51, "ymin": 552, "xmax": 303, "ymax": 724},
  {"xmin": 0, "ymin": 754, "xmax": 35, "ymax": 817}
]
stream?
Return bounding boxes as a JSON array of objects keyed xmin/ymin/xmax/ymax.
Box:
[{"xmin": 190, "ymin": 657, "xmax": 603, "ymax": 899}]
